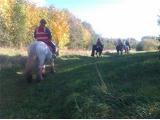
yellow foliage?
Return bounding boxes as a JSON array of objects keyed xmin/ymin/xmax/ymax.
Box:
[
  {"xmin": 0, "ymin": 0, "xmax": 94, "ymax": 48},
  {"xmin": 82, "ymin": 26, "xmax": 92, "ymax": 48},
  {"xmin": 48, "ymin": 10, "xmax": 70, "ymax": 48},
  {"xmin": 0, "ymin": 0, "xmax": 15, "ymax": 30}
]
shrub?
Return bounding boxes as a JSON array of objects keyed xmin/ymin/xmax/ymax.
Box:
[{"xmin": 136, "ymin": 39, "xmax": 159, "ymax": 51}]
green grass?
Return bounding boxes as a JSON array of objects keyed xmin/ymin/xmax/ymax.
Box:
[{"xmin": 0, "ymin": 51, "xmax": 160, "ymax": 118}]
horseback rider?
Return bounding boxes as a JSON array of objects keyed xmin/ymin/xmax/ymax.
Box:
[
  {"xmin": 117, "ymin": 39, "xmax": 123, "ymax": 46},
  {"xmin": 96, "ymin": 38, "xmax": 103, "ymax": 49},
  {"xmin": 34, "ymin": 19, "xmax": 56, "ymax": 54},
  {"xmin": 91, "ymin": 38, "xmax": 103, "ymax": 57},
  {"xmin": 125, "ymin": 40, "xmax": 131, "ymax": 50},
  {"xmin": 115, "ymin": 39, "xmax": 124, "ymax": 55}
]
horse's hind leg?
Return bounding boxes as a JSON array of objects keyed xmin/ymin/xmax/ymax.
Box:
[
  {"xmin": 25, "ymin": 67, "xmax": 32, "ymax": 83},
  {"xmin": 91, "ymin": 49, "xmax": 94, "ymax": 57},
  {"xmin": 26, "ymin": 72, "xmax": 32, "ymax": 83},
  {"xmin": 117, "ymin": 50, "xmax": 119, "ymax": 55},
  {"xmin": 96, "ymin": 52, "xmax": 98, "ymax": 58},
  {"xmin": 121, "ymin": 50, "xmax": 123, "ymax": 55},
  {"xmin": 97, "ymin": 52, "xmax": 100, "ymax": 58},
  {"xmin": 99, "ymin": 51, "xmax": 102, "ymax": 57},
  {"xmin": 37, "ymin": 56, "xmax": 45, "ymax": 82},
  {"xmin": 51, "ymin": 59, "xmax": 55, "ymax": 74},
  {"xmin": 25, "ymin": 58, "xmax": 33, "ymax": 83},
  {"xmin": 36, "ymin": 66, "xmax": 43, "ymax": 82}
]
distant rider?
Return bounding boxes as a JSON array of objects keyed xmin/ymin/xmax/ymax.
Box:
[
  {"xmin": 96, "ymin": 38, "xmax": 103, "ymax": 49},
  {"xmin": 125, "ymin": 40, "xmax": 131, "ymax": 50},
  {"xmin": 117, "ymin": 39, "xmax": 123, "ymax": 46}
]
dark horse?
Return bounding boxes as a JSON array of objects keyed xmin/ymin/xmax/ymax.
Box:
[
  {"xmin": 116, "ymin": 44, "xmax": 124, "ymax": 55},
  {"xmin": 91, "ymin": 44, "xmax": 103, "ymax": 57}
]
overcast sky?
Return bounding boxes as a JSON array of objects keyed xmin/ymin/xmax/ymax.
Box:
[{"xmin": 28, "ymin": 0, "xmax": 160, "ymax": 40}]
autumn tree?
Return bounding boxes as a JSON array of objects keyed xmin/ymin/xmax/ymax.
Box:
[
  {"xmin": 157, "ymin": 15, "xmax": 160, "ymax": 51},
  {"xmin": 64, "ymin": 10, "xmax": 85, "ymax": 49},
  {"xmin": 10, "ymin": 0, "xmax": 27, "ymax": 47},
  {"xmin": 50, "ymin": 9, "xmax": 70, "ymax": 48},
  {"xmin": 0, "ymin": 0, "xmax": 15, "ymax": 46},
  {"xmin": 82, "ymin": 22, "xmax": 97, "ymax": 49},
  {"xmin": 0, "ymin": 0, "xmax": 98, "ymax": 49}
]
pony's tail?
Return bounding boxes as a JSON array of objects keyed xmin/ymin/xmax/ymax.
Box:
[{"xmin": 25, "ymin": 54, "xmax": 37, "ymax": 83}]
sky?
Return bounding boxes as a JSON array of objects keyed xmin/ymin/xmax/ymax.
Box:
[{"xmin": 28, "ymin": 0, "xmax": 160, "ymax": 41}]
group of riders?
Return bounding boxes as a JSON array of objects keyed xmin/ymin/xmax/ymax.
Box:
[
  {"xmin": 28, "ymin": 19, "xmax": 131, "ymax": 81},
  {"xmin": 91, "ymin": 38, "xmax": 131, "ymax": 57},
  {"xmin": 34, "ymin": 18, "xmax": 130, "ymax": 57},
  {"xmin": 29, "ymin": 19, "xmax": 131, "ymax": 82},
  {"xmin": 115, "ymin": 39, "xmax": 131, "ymax": 55}
]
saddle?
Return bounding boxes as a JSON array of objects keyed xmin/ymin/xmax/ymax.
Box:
[
  {"xmin": 48, "ymin": 46, "xmax": 55, "ymax": 54},
  {"xmin": 42, "ymin": 41, "xmax": 56, "ymax": 54}
]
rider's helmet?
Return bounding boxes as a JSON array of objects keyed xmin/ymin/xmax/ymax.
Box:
[
  {"xmin": 40, "ymin": 19, "xmax": 47, "ymax": 24},
  {"xmin": 97, "ymin": 38, "xmax": 101, "ymax": 42}
]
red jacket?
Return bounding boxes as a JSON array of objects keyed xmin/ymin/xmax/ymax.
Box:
[{"xmin": 34, "ymin": 26, "xmax": 51, "ymax": 41}]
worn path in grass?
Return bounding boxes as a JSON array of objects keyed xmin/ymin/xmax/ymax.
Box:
[{"xmin": 0, "ymin": 51, "xmax": 160, "ymax": 118}]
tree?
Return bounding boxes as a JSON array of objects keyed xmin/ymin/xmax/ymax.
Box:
[
  {"xmin": 157, "ymin": 15, "xmax": 160, "ymax": 51},
  {"xmin": 64, "ymin": 10, "xmax": 84, "ymax": 49},
  {"xmin": 0, "ymin": 0, "xmax": 15, "ymax": 46},
  {"xmin": 136, "ymin": 36, "xmax": 159, "ymax": 51},
  {"xmin": 64, "ymin": 10, "xmax": 97, "ymax": 49},
  {"xmin": 10, "ymin": 0, "xmax": 27, "ymax": 47},
  {"xmin": 46, "ymin": 8, "xmax": 70, "ymax": 48},
  {"xmin": 0, "ymin": 0, "xmax": 99, "ymax": 49},
  {"xmin": 82, "ymin": 22, "xmax": 97, "ymax": 49}
]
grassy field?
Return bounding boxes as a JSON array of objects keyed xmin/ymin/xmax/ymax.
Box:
[{"xmin": 0, "ymin": 48, "xmax": 160, "ymax": 118}]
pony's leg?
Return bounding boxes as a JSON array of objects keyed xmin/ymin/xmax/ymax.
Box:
[
  {"xmin": 96, "ymin": 51, "xmax": 98, "ymax": 58},
  {"xmin": 127, "ymin": 47, "xmax": 129, "ymax": 54},
  {"xmin": 37, "ymin": 65, "xmax": 45, "ymax": 81},
  {"xmin": 125, "ymin": 47, "xmax": 128, "ymax": 54},
  {"xmin": 99, "ymin": 50, "xmax": 102, "ymax": 57},
  {"xmin": 41, "ymin": 65, "xmax": 46, "ymax": 77},
  {"xmin": 93, "ymin": 50, "xmax": 95, "ymax": 57},
  {"xmin": 97, "ymin": 52, "xmax": 100, "ymax": 58},
  {"xmin": 116, "ymin": 47, "xmax": 119, "ymax": 55},
  {"xmin": 91, "ymin": 48, "xmax": 94, "ymax": 57},
  {"xmin": 51, "ymin": 58, "xmax": 55, "ymax": 73},
  {"xmin": 95, "ymin": 49, "xmax": 98, "ymax": 57},
  {"xmin": 25, "ymin": 65, "xmax": 32, "ymax": 83},
  {"xmin": 25, "ymin": 55, "xmax": 34, "ymax": 83},
  {"xmin": 37, "ymin": 56, "xmax": 45, "ymax": 81},
  {"xmin": 100, "ymin": 52, "xmax": 102, "ymax": 57},
  {"xmin": 117, "ymin": 50, "xmax": 119, "ymax": 55},
  {"xmin": 121, "ymin": 50, "xmax": 123, "ymax": 55}
]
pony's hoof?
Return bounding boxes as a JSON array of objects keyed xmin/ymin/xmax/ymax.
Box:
[
  {"xmin": 27, "ymin": 79, "xmax": 32, "ymax": 83},
  {"xmin": 51, "ymin": 68, "xmax": 55, "ymax": 74},
  {"xmin": 36, "ymin": 76, "xmax": 44, "ymax": 82},
  {"xmin": 51, "ymin": 70, "xmax": 55, "ymax": 74},
  {"xmin": 42, "ymin": 73, "xmax": 46, "ymax": 78},
  {"xmin": 36, "ymin": 80, "xmax": 40, "ymax": 83},
  {"xmin": 26, "ymin": 75, "xmax": 32, "ymax": 83}
]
